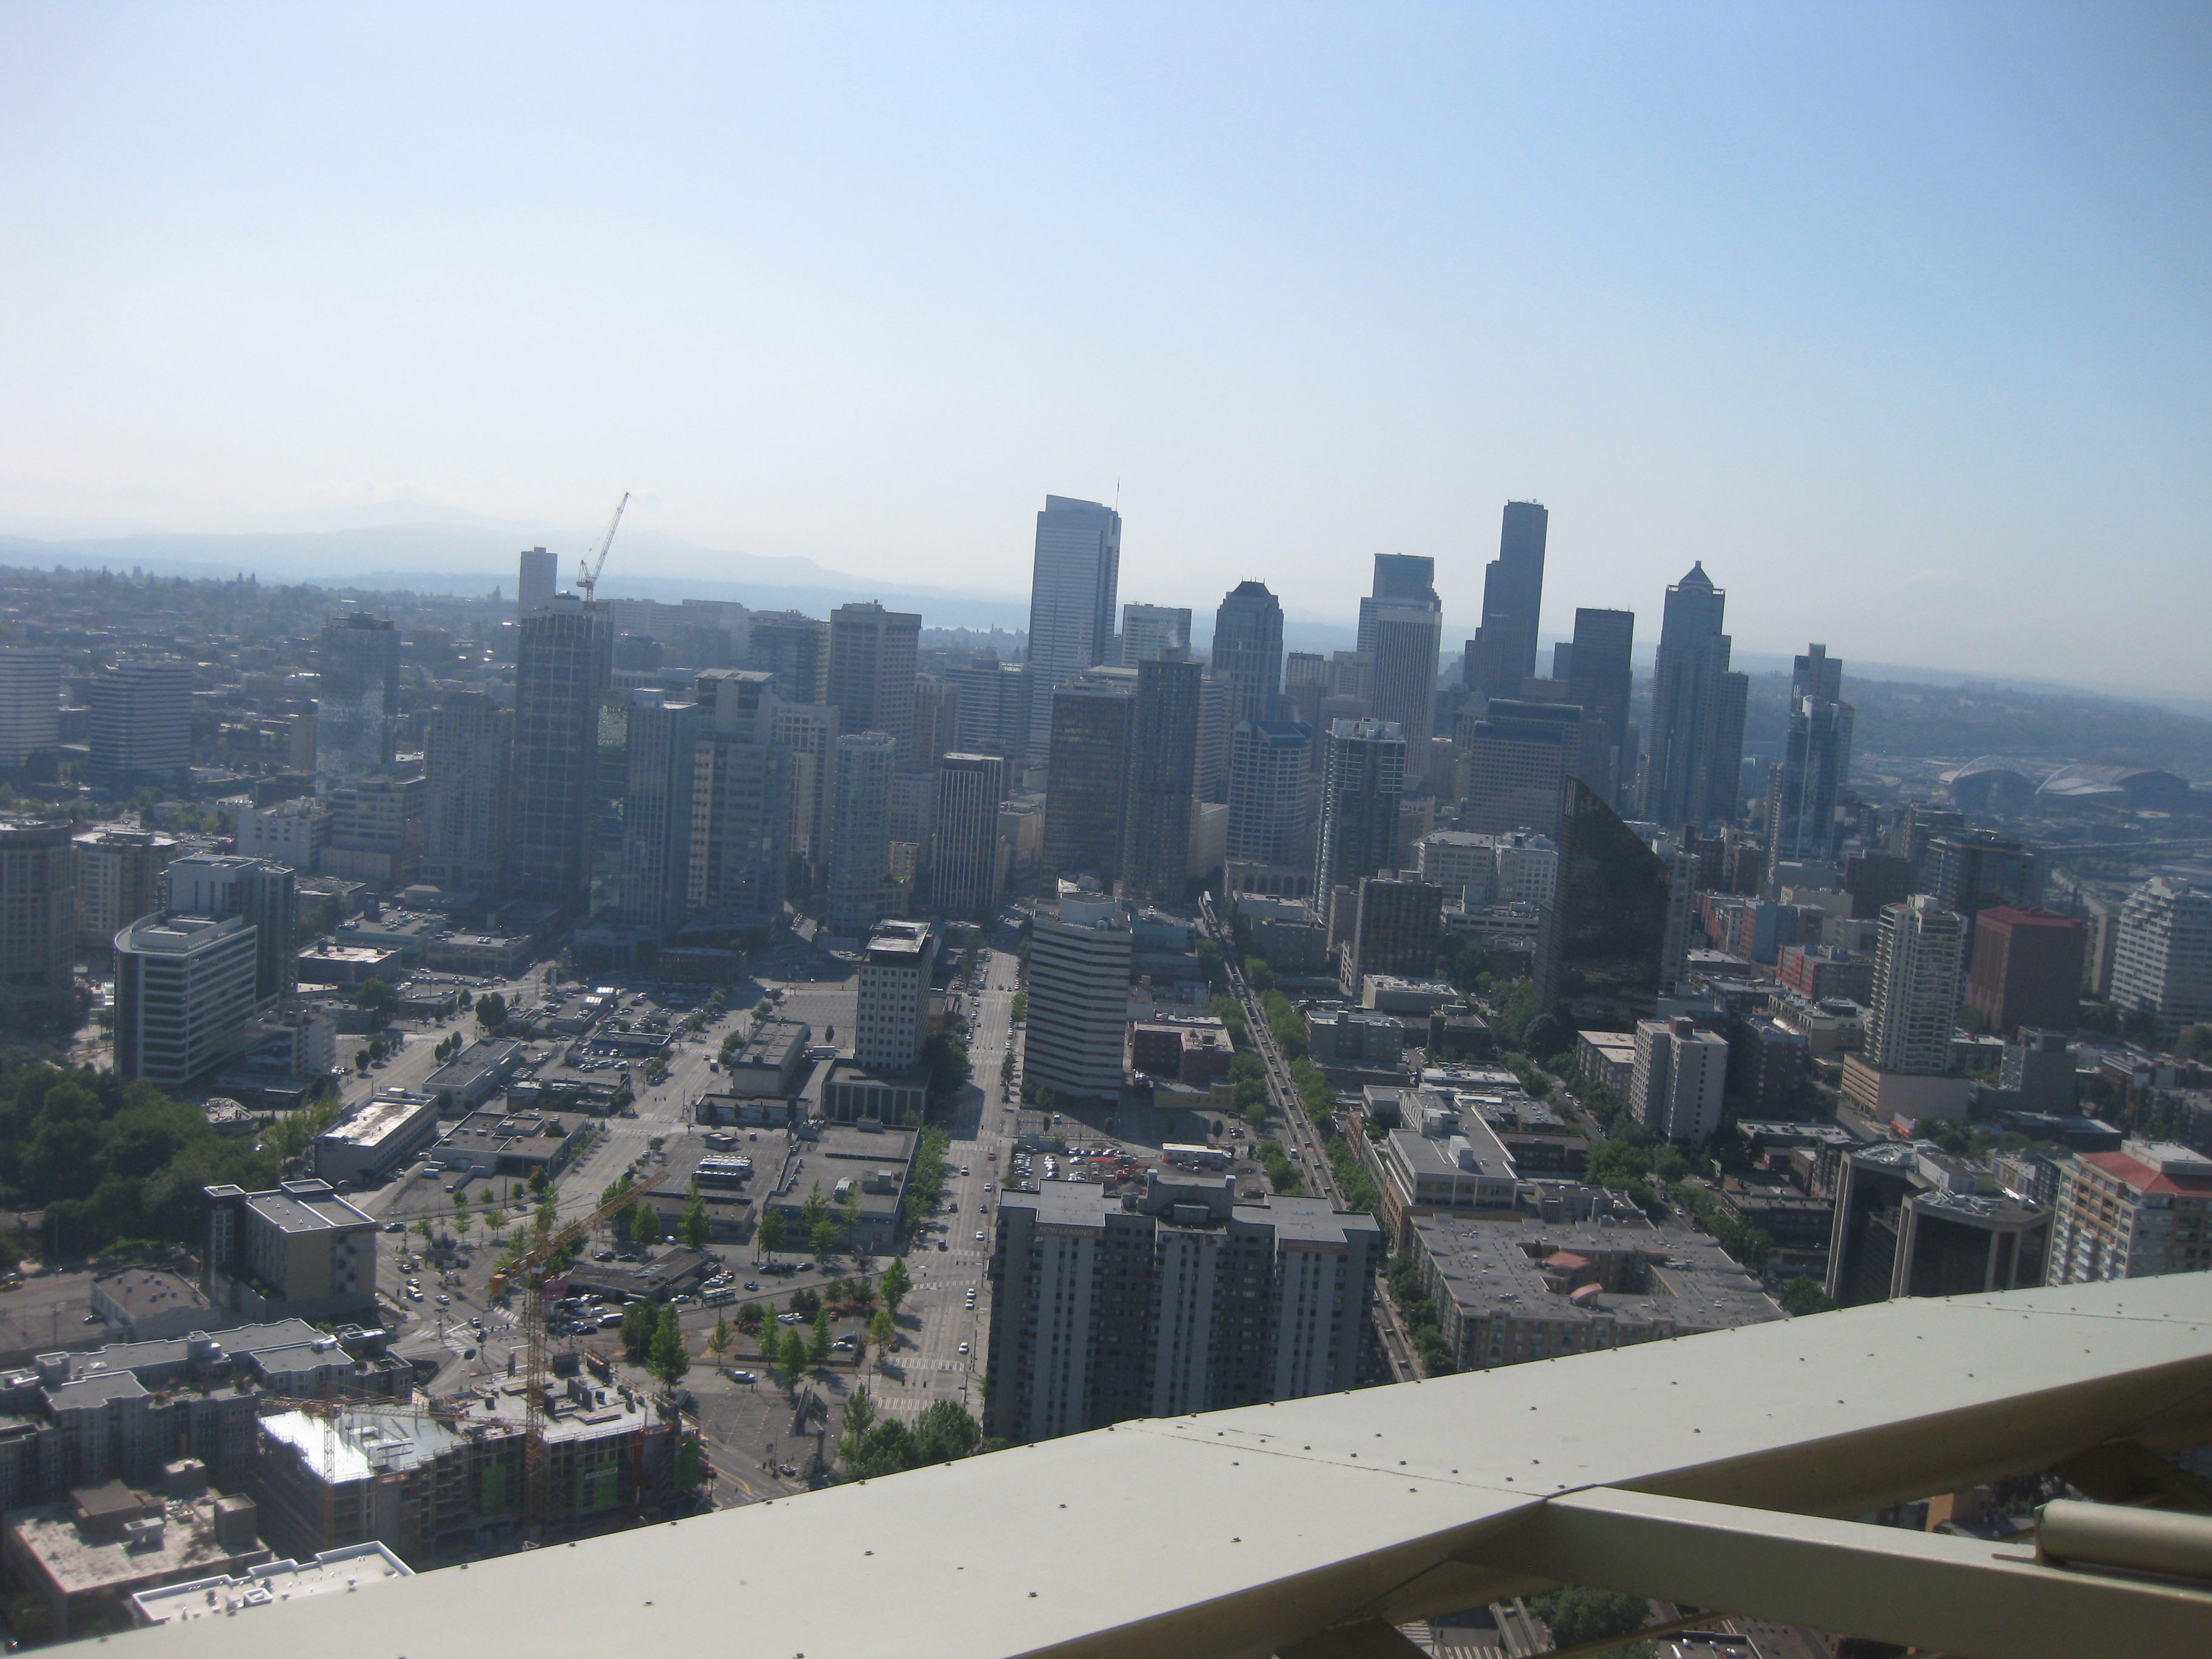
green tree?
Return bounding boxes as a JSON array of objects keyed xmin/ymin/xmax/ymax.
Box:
[
  {"xmin": 631, "ymin": 1202, "xmax": 663, "ymax": 1247},
  {"xmin": 780, "ymin": 1326, "xmax": 808, "ymax": 1375},
  {"xmin": 1525, "ymin": 1587, "xmax": 1653, "ymax": 1651},
  {"xmin": 354, "ymin": 977, "xmax": 398, "ymax": 1031},
  {"xmin": 800, "ymin": 1182, "xmax": 830, "ymax": 1241},
  {"xmin": 845, "ymin": 1418, "xmax": 919, "ymax": 1479},
  {"xmin": 757, "ymin": 1205, "xmax": 786, "ymax": 1256},
  {"xmin": 475, "ymin": 991, "xmax": 507, "ymax": 1033},
  {"xmin": 911, "ymin": 1399, "xmax": 982, "ymax": 1463},
  {"xmin": 412, "ymin": 1218, "xmax": 434, "ymax": 1251},
  {"xmin": 680, "ymin": 1195, "xmax": 711, "ymax": 1251},
  {"xmin": 2177, "ymin": 1023, "xmax": 2212, "ymax": 1062},
  {"xmin": 866, "ymin": 1307, "xmax": 895, "ymax": 1357},
  {"xmin": 837, "ymin": 1386, "xmax": 877, "ymax": 1463},
  {"xmin": 1778, "ymin": 1275, "xmax": 1837, "ymax": 1317},
  {"xmin": 620, "ymin": 1301, "xmax": 658, "ymax": 1360},
  {"xmin": 808, "ymin": 1310, "xmax": 834, "ymax": 1369},
  {"xmin": 879, "ymin": 1258, "xmax": 911, "ymax": 1315},
  {"xmin": 647, "ymin": 1304, "xmax": 691, "ymax": 1390}
]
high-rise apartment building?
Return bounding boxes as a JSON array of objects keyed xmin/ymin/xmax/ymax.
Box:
[
  {"xmin": 1924, "ymin": 827, "xmax": 2039, "ymax": 916},
  {"xmin": 824, "ymin": 731, "xmax": 896, "ymax": 937},
  {"xmin": 1041, "ymin": 674, "xmax": 1134, "ymax": 885},
  {"xmin": 1313, "ymin": 718, "xmax": 1406, "ymax": 931},
  {"xmin": 827, "ymin": 602, "xmax": 921, "ymax": 769},
  {"xmin": 1640, "ymin": 565, "xmax": 1747, "ymax": 830},
  {"xmin": 1356, "ymin": 557, "xmax": 1443, "ymax": 756},
  {"xmin": 1966, "ymin": 907, "xmax": 2086, "ymax": 1036},
  {"xmin": 855, "ymin": 919, "xmax": 937, "ymax": 1072},
  {"xmin": 1211, "ymin": 582, "xmax": 1284, "ymax": 731},
  {"xmin": 1025, "ymin": 890, "xmax": 1131, "ymax": 1104},
  {"xmin": 166, "ymin": 851, "xmax": 298, "ymax": 1005},
  {"xmin": 1762, "ymin": 644, "xmax": 1854, "ymax": 886},
  {"xmin": 1565, "ymin": 608, "xmax": 1635, "ymax": 808},
  {"xmin": 1631, "ymin": 1016, "xmax": 1730, "ymax": 1144},
  {"xmin": 2110, "ymin": 877, "xmax": 2212, "ymax": 1044},
  {"xmin": 0, "ymin": 648, "xmax": 62, "ymax": 769},
  {"xmin": 1464, "ymin": 501, "xmax": 1548, "ymax": 703},
  {"xmin": 1455, "ymin": 698, "xmax": 1582, "ymax": 839},
  {"xmin": 771, "ymin": 701, "xmax": 836, "ymax": 874},
  {"xmin": 234, "ymin": 796, "xmax": 329, "ymax": 873},
  {"xmin": 1226, "ymin": 719, "xmax": 1312, "ymax": 870},
  {"xmin": 617, "ymin": 691, "xmax": 708, "ymax": 931},
  {"xmin": 315, "ymin": 614, "xmax": 400, "ymax": 786},
  {"xmin": 2047, "ymin": 1139, "xmax": 2212, "ymax": 1285},
  {"xmin": 746, "ymin": 612, "xmax": 830, "ymax": 707},
  {"xmin": 0, "ymin": 820, "xmax": 76, "ymax": 1029},
  {"xmin": 1025, "ymin": 496, "xmax": 1122, "ymax": 762},
  {"xmin": 984, "ymin": 1174, "xmax": 1381, "ymax": 1443},
  {"xmin": 1118, "ymin": 603, "xmax": 1191, "ymax": 666},
  {"xmin": 1119, "ymin": 655, "xmax": 1201, "ymax": 907},
  {"xmin": 1866, "ymin": 896, "xmax": 1966, "ymax": 1076},
  {"xmin": 516, "ymin": 546, "xmax": 558, "ymax": 617},
  {"xmin": 685, "ymin": 671, "xmax": 791, "ymax": 923},
  {"xmin": 508, "ymin": 595, "xmax": 611, "ymax": 908},
  {"xmin": 931, "ymin": 754, "xmax": 1006, "ymax": 919},
  {"xmin": 89, "ymin": 659, "xmax": 193, "ymax": 788},
  {"xmin": 421, "ymin": 692, "xmax": 510, "ymax": 893},
  {"xmin": 72, "ymin": 827, "xmax": 177, "ymax": 956}
]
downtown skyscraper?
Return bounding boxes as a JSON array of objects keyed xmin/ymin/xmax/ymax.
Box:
[
  {"xmin": 509, "ymin": 593, "xmax": 612, "ymax": 908},
  {"xmin": 1211, "ymin": 581, "xmax": 1284, "ymax": 731},
  {"xmin": 1763, "ymin": 643, "xmax": 1854, "ymax": 886},
  {"xmin": 1119, "ymin": 654, "xmax": 1201, "ymax": 907},
  {"xmin": 315, "ymin": 613, "xmax": 400, "ymax": 786},
  {"xmin": 1639, "ymin": 563, "xmax": 1748, "ymax": 831},
  {"xmin": 1314, "ymin": 717, "xmax": 1407, "ymax": 931},
  {"xmin": 1463, "ymin": 501, "xmax": 1548, "ymax": 703},
  {"xmin": 1356, "ymin": 555, "xmax": 1443, "ymax": 755},
  {"xmin": 1025, "ymin": 495, "xmax": 1122, "ymax": 763},
  {"xmin": 1566, "ymin": 606, "xmax": 1635, "ymax": 808},
  {"xmin": 828, "ymin": 602, "xmax": 921, "ymax": 769}
]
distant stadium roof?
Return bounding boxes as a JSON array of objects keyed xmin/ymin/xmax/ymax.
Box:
[{"xmin": 2036, "ymin": 763, "xmax": 2191, "ymax": 806}]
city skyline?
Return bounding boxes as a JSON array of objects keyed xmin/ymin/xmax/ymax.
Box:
[{"xmin": 3, "ymin": 8, "xmax": 2208, "ymax": 693}]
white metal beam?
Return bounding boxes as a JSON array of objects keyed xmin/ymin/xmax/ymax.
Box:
[{"xmin": 1467, "ymin": 1485, "xmax": 2212, "ymax": 1659}]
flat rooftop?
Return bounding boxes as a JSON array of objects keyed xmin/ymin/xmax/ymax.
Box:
[
  {"xmin": 7, "ymin": 1492, "xmax": 267, "ymax": 1597},
  {"xmin": 243, "ymin": 1184, "xmax": 375, "ymax": 1236},
  {"xmin": 317, "ymin": 1094, "xmax": 437, "ymax": 1150},
  {"xmin": 130, "ymin": 1543, "xmax": 411, "ymax": 1625}
]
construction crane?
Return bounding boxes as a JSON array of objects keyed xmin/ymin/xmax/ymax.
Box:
[
  {"xmin": 486, "ymin": 1179, "xmax": 654, "ymax": 1538},
  {"xmin": 575, "ymin": 491, "xmax": 629, "ymax": 605}
]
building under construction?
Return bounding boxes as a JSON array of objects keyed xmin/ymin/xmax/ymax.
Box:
[{"xmin": 250, "ymin": 1375, "xmax": 685, "ymax": 1566}]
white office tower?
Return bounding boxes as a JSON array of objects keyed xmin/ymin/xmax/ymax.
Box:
[
  {"xmin": 164, "ymin": 851, "xmax": 297, "ymax": 1005},
  {"xmin": 771, "ymin": 702, "xmax": 837, "ymax": 871},
  {"xmin": 1024, "ymin": 496, "xmax": 1122, "ymax": 764},
  {"xmin": 1313, "ymin": 718, "xmax": 1406, "ymax": 932},
  {"xmin": 825, "ymin": 731, "xmax": 897, "ymax": 938},
  {"xmin": 421, "ymin": 691, "xmax": 511, "ymax": 892},
  {"xmin": 1119, "ymin": 603, "xmax": 1191, "ymax": 666},
  {"xmin": 933, "ymin": 753, "xmax": 1006, "ymax": 919},
  {"xmin": 1356, "ymin": 555, "xmax": 1443, "ymax": 756},
  {"xmin": 0, "ymin": 649, "xmax": 61, "ymax": 768},
  {"xmin": 517, "ymin": 546, "xmax": 558, "ymax": 616},
  {"xmin": 2111, "ymin": 877, "xmax": 2212, "ymax": 1044},
  {"xmin": 89, "ymin": 658, "xmax": 193, "ymax": 787},
  {"xmin": 1631, "ymin": 1016, "xmax": 1729, "ymax": 1143},
  {"xmin": 113, "ymin": 914, "xmax": 260, "ymax": 1086},
  {"xmin": 1867, "ymin": 895, "xmax": 1967, "ymax": 1074},
  {"xmin": 617, "ymin": 691, "xmax": 707, "ymax": 930},
  {"xmin": 856, "ymin": 919, "xmax": 937, "ymax": 1071},
  {"xmin": 1025, "ymin": 890, "xmax": 1132, "ymax": 1104},
  {"xmin": 1495, "ymin": 831, "xmax": 1560, "ymax": 907}
]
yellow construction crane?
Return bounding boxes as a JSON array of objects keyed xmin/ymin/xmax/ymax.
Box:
[
  {"xmin": 575, "ymin": 491, "xmax": 629, "ymax": 605},
  {"xmin": 487, "ymin": 1179, "xmax": 651, "ymax": 1538}
]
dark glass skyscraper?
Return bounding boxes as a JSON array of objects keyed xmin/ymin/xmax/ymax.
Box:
[
  {"xmin": 1640, "ymin": 563, "xmax": 1748, "ymax": 831},
  {"xmin": 1535, "ymin": 779, "xmax": 1677, "ymax": 1033},
  {"xmin": 1465, "ymin": 500, "xmax": 1548, "ymax": 702},
  {"xmin": 509, "ymin": 594, "xmax": 612, "ymax": 908},
  {"xmin": 315, "ymin": 613, "xmax": 400, "ymax": 786},
  {"xmin": 1041, "ymin": 673, "xmax": 1135, "ymax": 884},
  {"xmin": 1120, "ymin": 654, "xmax": 1201, "ymax": 906},
  {"xmin": 1763, "ymin": 643, "xmax": 1854, "ymax": 886},
  {"xmin": 1567, "ymin": 607, "xmax": 1635, "ymax": 807},
  {"xmin": 1210, "ymin": 581, "xmax": 1284, "ymax": 731},
  {"xmin": 1314, "ymin": 717, "xmax": 1406, "ymax": 930}
]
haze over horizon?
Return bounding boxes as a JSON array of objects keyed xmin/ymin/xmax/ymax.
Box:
[{"xmin": 4, "ymin": 4, "xmax": 2207, "ymax": 691}]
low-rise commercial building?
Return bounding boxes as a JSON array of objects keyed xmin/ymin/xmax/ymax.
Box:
[
  {"xmin": 129, "ymin": 1540, "xmax": 411, "ymax": 1627},
  {"xmin": 1406, "ymin": 1213, "xmax": 1781, "ymax": 1372},
  {"xmin": 1369, "ymin": 1092, "xmax": 1520, "ymax": 1247},
  {"xmin": 820, "ymin": 1060, "xmax": 930, "ymax": 1127},
  {"xmin": 430, "ymin": 1109, "xmax": 589, "ymax": 1181},
  {"xmin": 421, "ymin": 1037, "xmax": 525, "ymax": 1110},
  {"xmin": 313, "ymin": 1092, "xmax": 444, "ymax": 1187},
  {"xmin": 4, "ymin": 1471, "xmax": 270, "ymax": 1640},
  {"xmin": 86, "ymin": 1271, "xmax": 218, "ymax": 1344},
  {"xmin": 201, "ymin": 1181, "xmax": 377, "ymax": 1325},
  {"xmin": 716, "ymin": 1017, "xmax": 813, "ymax": 1101}
]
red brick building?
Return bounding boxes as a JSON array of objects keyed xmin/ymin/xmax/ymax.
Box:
[
  {"xmin": 1967, "ymin": 906, "xmax": 2086, "ymax": 1035},
  {"xmin": 1776, "ymin": 943, "xmax": 1874, "ymax": 1005}
]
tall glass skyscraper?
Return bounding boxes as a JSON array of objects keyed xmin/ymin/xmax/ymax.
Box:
[
  {"xmin": 1025, "ymin": 495, "xmax": 1122, "ymax": 763},
  {"xmin": 1210, "ymin": 581, "xmax": 1284, "ymax": 731},
  {"xmin": 509, "ymin": 594, "xmax": 612, "ymax": 908},
  {"xmin": 1465, "ymin": 501, "xmax": 1548, "ymax": 702},
  {"xmin": 1640, "ymin": 563, "xmax": 1748, "ymax": 831},
  {"xmin": 315, "ymin": 613, "xmax": 400, "ymax": 787},
  {"xmin": 1313, "ymin": 717, "xmax": 1406, "ymax": 931}
]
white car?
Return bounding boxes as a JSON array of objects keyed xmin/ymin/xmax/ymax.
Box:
[{"xmin": 957, "ymin": 1341, "xmax": 970, "ymax": 1355}]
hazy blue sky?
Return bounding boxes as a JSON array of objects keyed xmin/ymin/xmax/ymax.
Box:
[{"xmin": 4, "ymin": 4, "xmax": 2207, "ymax": 688}]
